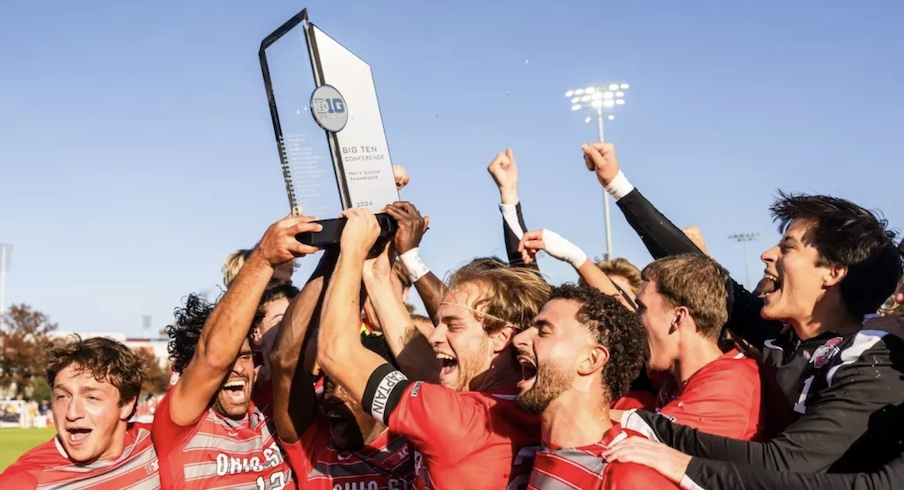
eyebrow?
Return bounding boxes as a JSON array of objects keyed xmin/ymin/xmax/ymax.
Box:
[{"xmin": 533, "ymin": 319, "xmax": 554, "ymax": 330}]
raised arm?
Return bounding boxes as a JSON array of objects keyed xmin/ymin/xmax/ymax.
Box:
[
  {"xmin": 488, "ymin": 148, "xmax": 540, "ymax": 271},
  {"xmin": 519, "ymin": 228, "xmax": 636, "ymax": 309},
  {"xmin": 581, "ymin": 143, "xmax": 779, "ymax": 347},
  {"xmin": 363, "ymin": 243, "xmax": 439, "ymax": 382},
  {"xmin": 317, "ymin": 208, "xmax": 397, "ymax": 406},
  {"xmin": 171, "ymin": 215, "xmax": 321, "ymax": 426},
  {"xmin": 385, "ymin": 201, "xmax": 445, "ymax": 323},
  {"xmin": 269, "ymin": 249, "xmax": 337, "ymax": 444}
]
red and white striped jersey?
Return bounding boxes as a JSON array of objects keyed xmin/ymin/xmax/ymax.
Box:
[
  {"xmin": 151, "ymin": 391, "xmax": 293, "ymax": 489},
  {"xmin": 527, "ymin": 425, "xmax": 677, "ymax": 490},
  {"xmin": 0, "ymin": 423, "xmax": 160, "ymax": 489},
  {"xmin": 283, "ymin": 414, "xmax": 414, "ymax": 490}
]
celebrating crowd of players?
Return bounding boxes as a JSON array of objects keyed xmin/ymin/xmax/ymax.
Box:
[{"xmin": 2, "ymin": 144, "xmax": 903, "ymax": 489}]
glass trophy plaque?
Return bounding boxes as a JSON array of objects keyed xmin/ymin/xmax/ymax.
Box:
[{"xmin": 259, "ymin": 9, "xmax": 399, "ymax": 247}]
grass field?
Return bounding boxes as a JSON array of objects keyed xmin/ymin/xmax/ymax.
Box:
[{"xmin": 0, "ymin": 427, "xmax": 57, "ymax": 472}]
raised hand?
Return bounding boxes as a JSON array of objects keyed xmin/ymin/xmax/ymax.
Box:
[
  {"xmin": 363, "ymin": 242, "xmax": 392, "ymax": 283},
  {"xmin": 518, "ymin": 228, "xmax": 588, "ymax": 268},
  {"xmin": 581, "ymin": 142, "xmax": 620, "ymax": 187},
  {"xmin": 487, "ymin": 148, "xmax": 519, "ymax": 204},
  {"xmin": 393, "ymin": 164, "xmax": 410, "ymax": 190},
  {"xmin": 254, "ymin": 214, "xmax": 323, "ymax": 267},
  {"xmin": 384, "ymin": 201, "xmax": 429, "ymax": 255},
  {"xmin": 339, "ymin": 208, "xmax": 381, "ymax": 257}
]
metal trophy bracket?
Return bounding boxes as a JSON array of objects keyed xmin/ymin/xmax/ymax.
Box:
[{"xmin": 259, "ymin": 9, "xmax": 399, "ymax": 248}]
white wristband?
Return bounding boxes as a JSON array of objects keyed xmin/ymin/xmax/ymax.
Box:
[
  {"xmin": 541, "ymin": 229, "xmax": 588, "ymax": 269},
  {"xmin": 399, "ymin": 248, "xmax": 430, "ymax": 283},
  {"xmin": 499, "ymin": 203, "xmax": 525, "ymax": 240},
  {"xmin": 604, "ymin": 170, "xmax": 635, "ymax": 201}
]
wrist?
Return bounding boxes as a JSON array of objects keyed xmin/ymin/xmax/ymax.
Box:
[
  {"xmin": 499, "ymin": 187, "xmax": 519, "ymax": 205},
  {"xmin": 399, "ymin": 248, "xmax": 430, "ymax": 282},
  {"xmin": 604, "ymin": 170, "xmax": 634, "ymax": 200},
  {"xmin": 245, "ymin": 251, "xmax": 276, "ymax": 272}
]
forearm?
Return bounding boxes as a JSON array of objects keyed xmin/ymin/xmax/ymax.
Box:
[
  {"xmin": 576, "ymin": 259, "xmax": 636, "ymax": 310},
  {"xmin": 318, "ymin": 251, "xmax": 371, "ymax": 401},
  {"xmin": 413, "ymin": 272, "xmax": 444, "ymax": 322},
  {"xmin": 365, "ymin": 275, "xmax": 439, "ymax": 381}
]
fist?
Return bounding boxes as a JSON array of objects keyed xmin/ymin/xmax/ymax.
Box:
[
  {"xmin": 393, "ymin": 164, "xmax": 410, "ymax": 190},
  {"xmin": 682, "ymin": 226, "xmax": 710, "ymax": 256},
  {"xmin": 385, "ymin": 201, "xmax": 429, "ymax": 254},
  {"xmin": 255, "ymin": 214, "xmax": 323, "ymax": 267},
  {"xmin": 487, "ymin": 148, "xmax": 519, "ymax": 204},
  {"xmin": 582, "ymin": 143, "xmax": 620, "ymax": 187},
  {"xmin": 340, "ymin": 208, "xmax": 381, "ymax": 256}
]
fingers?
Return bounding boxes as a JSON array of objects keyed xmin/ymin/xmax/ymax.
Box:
[
  {"xmin": 505, "ymin": 148, "xmax": 514, "ymax": 162},
  {"xmin": 582, "ymin": 143, "xmax": 605, "ymax": 170}
]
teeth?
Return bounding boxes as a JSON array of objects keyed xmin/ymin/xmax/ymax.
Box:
[
  {"xmin": 517, "ymin": 356, "xmax": 536, "ymax": 367},
  {"xmin": 435, "ymin": 353, "xmax": 455, "ymax": 361},
  {"xmin": 224, "ymin": 380, "xmax": 246, "ymax": 389},
  {"xmin": 764, "ymin": 273, "xmax": 779, "ymax": 282}
]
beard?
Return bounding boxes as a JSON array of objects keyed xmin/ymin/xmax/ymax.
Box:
[{"xmin": 515, "ymin": 361, "xmax": 574, "ymax": 414}]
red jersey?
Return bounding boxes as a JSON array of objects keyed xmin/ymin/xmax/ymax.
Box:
[
  {"xmin": 152, "ymin": 391, "xmax": 293, "ymax": 489},
  {"xmin": 656, "ymin": 348, "xmax": 763, "ymax": 440},
  {"xmin": 388, "ymin": 381, "xmax": 541, "ymax": 490},
  {"xmin": 527, "ymin": 425, "xmax": 677, "ymax": 490},
  {"xmin": 0, "ymin": 423, "xmax": 160, "ymax": 489},
  {"xmin": 283, "ymin": 414, "xmax": 414, "ymax": 489}
]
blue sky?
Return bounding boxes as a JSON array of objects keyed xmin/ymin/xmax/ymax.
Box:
[{"xmin": 1, "ymin": 0, "xmax": 902, "ymax": 336}]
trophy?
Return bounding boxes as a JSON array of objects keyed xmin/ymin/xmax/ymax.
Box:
[{"xmin": 259, "ymin": 9, "xmax": 399, "ymax": 247}]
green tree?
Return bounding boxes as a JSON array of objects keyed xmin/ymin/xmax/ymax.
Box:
[{"xmin": 0, "ymin": 304, "xmax": 58, "ymax": 399}]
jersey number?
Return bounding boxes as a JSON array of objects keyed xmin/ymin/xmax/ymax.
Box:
[
  {"xmin": 793, "ymin": 375, "xmax": 815, "ymax": 414},
  {"xmin": 256, "ymin": 471, "xmax": 286, "ymax": 490}
]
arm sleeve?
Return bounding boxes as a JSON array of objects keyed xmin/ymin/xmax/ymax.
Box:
[
  {"xmin": 657, "ymin": 358, "xmax": 761, "ymax": 440},
  {"xmin": 625, "ymin": 347, "xmax": 904, "ymax": 473},
  {"xmin": 682, "ymin": 454, "xmax": 903, "ymax": 490},
  {"xmin": 150, "ymin": 390, "xmax": 202, "ymax": 458},
  {"xmin": 386, "ymin": 381, "xmax": 487, "ymax": 466},
  {"xmin": 615, "ymin": 188, "xmax": 780, "ymax": 348},
  {"xmin": 501, "ymin": 202, "xmax": 539, "ymax": 271}
]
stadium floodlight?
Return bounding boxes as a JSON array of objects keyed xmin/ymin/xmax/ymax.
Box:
[{"xmin": 563, "ymin": 81, "xmax": 630, "ymax": 260}]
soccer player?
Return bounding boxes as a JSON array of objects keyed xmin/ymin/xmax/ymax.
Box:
[
  {"xmin": 513, "ymin": 284, "xmax": 676, "ymax": 489},
  {"xmin": 631, "ymin": 254, "xmax": 762, "ymax": 440},
  {"xmin": 0, "ymin": 336, "xmax": 159, "ymax": 489},
  {"xmin": 317, "ymin": 208, "xmax": 550, "ymax": 489},
  {"xmin": 152, "ymin": 214, "xmax": 321, "ymax": 489},
  {"xmin": 584, "ymin": 142, "xmax": 904, "ymax": 473}
]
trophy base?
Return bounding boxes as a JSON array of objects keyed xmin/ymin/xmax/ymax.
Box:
[{"xmin": 296, "ymin": 213, "xmax": 397, "ymax": 249}]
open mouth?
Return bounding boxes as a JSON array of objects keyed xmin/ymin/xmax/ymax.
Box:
[
  {"xmin": 222, "ymin": 379, "xmax": 247, "ymax": 402},
  {"xmin": 436, "ymin": 352, "xmax": 458, "ymax": 382},
  {"xmin": 66, "ymin": 427, "xmax": 92, "ymax": 446},
  {"xmin": 516, "ymin": 354, "xmax": 538, "ymax": 391},
  {"xmin": 761, "ymin": 272, "xmax": 782, "ymax": 298}
]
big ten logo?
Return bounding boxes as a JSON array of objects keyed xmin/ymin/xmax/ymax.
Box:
[
  {"xmin": 331, "ymin": 479, "xmax": 410, "ymax": 490},
  {"xmin": 313, "ymin": 97, "xmax": 345, "ymax": 114}
]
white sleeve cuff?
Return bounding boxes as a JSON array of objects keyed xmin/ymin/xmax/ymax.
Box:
[
  {"xmin": 604, "ymin": 170, "xmax": 635, "ymax": 201},
  {"xmin": 399, "ymin": 248, "xmax": 430, "ymax": 283},
  {"xmin": 499, "ymin": 203, "xmax": 525, "ymax": 240}
]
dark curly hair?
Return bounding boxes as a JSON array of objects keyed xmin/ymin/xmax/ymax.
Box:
[
  {"xmin": 44, "ymin": 335, "xmax": 144, "ymax": 417},
  {"xmin": 165, "ymin": 293, "xmax": 256, "ymax": 375},
  {"xmin": 771, "ymin": 192, "xmax": 902, "ymax": 319},
  {"xmin": 548, "ymin": 284, "xmax": 646, "ymax": 401}
]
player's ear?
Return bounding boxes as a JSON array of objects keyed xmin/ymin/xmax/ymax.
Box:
[
  {"xmin": 490, "ymin": 324, "xmax": 516, "ymax": 354},
  {"xmin": 120, "ymin": 397, "xmax": 138, "ymax": 421},
  {"xmin": 579, "ymin": 344, "xmax": 609, "ymax": 376}
]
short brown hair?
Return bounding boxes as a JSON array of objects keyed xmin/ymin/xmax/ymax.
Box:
[
  {"xmin": 642, "ymin": 254, "xmax": 729, "ymax": 339},
  {"xmin": 591, "ymin": 258, "xmax": 642, "ymax": 294},
  {"xmin": 44, "ymin": 336, "xmax": 144, "ymax": 413},
  {"xmin": 448, "ymin": 264, "xmax": 551, "ymax": 332}
]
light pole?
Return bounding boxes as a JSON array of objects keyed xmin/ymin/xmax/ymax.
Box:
[
  {"xmin": 0, "ymin": 244, "xmax": 10, "ymax": 331},
  {"xmin": 729, "ymin": 233, "xmax": 759, "ymax": 290},
  {"xmin": 565, "ymin": 83, "xmax": 629, "ymax": 261}
]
